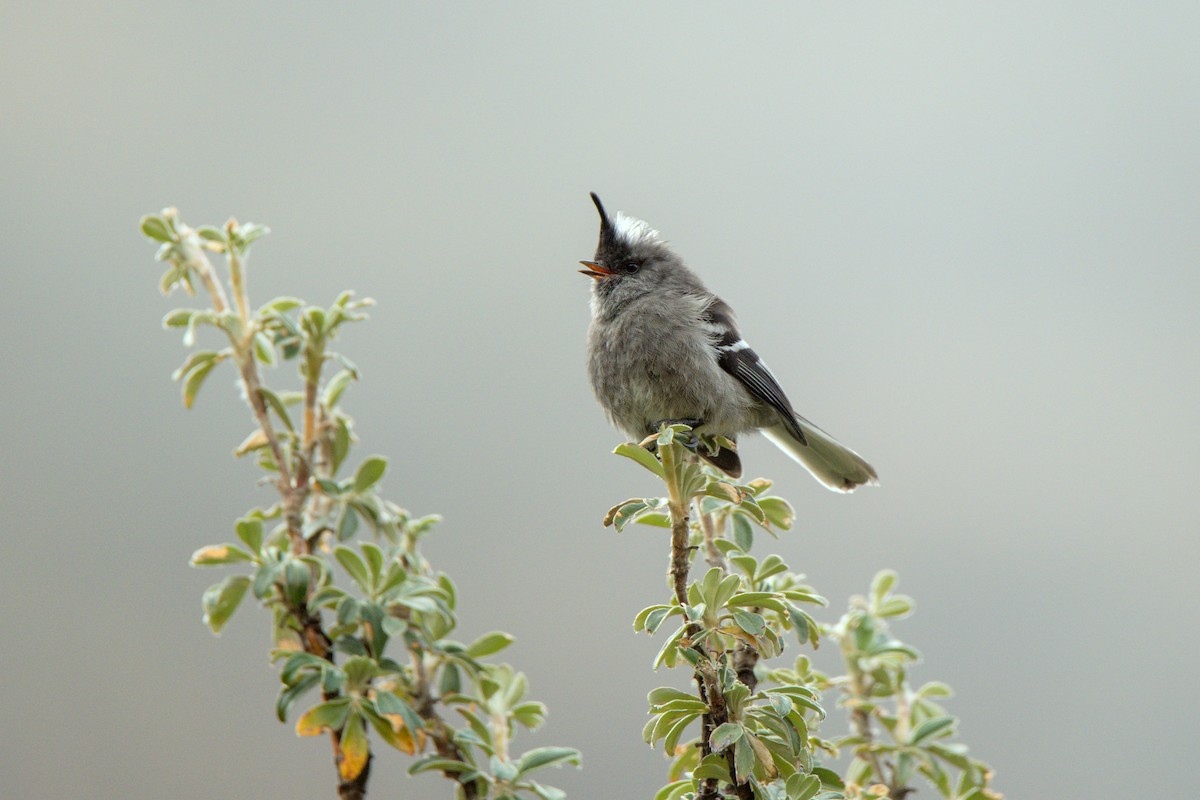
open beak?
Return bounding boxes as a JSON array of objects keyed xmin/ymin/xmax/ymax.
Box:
[{"xmin": 578, "ymin": 260, "xmax": 616, "ymax": 280}]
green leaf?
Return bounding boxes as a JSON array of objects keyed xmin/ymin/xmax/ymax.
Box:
[
  {"xmin": 236, "ymin": 517, "xmax": 264, "ymax": 552},
  {"xmin": 710, "ymin": 722, "xmax": 744, "ymax": 753},
  {"xmin": 196, "ymin": 225, "xmax": 226, "ymax": 243},
  {"xmin": 662, "ymin": 712, "xmax": 698, "ymax": 756},
  {"xmin": 732, "ymin": 512, "xmax": 754, "ymax": 551},
  {"xmin": 260, "ymin": 296, "xmax": 304, "ymax": 314},
  {"xmin": 726, "ymin": 591, "xmax": 781, "ymax": 608},
  {"xmin": 927, "ymin": 743, "xmax": 972, "ymax": 770},
  {"xmin": 810, "ymin": 767, "xmax": 844, "ymax": 790},
  {"xmin": 333, "ymin": 352, "xmax": 360, "ymax": 378},
  {"xmin": 733, "ymin": 737, "xmax": 755, "ymax": 783},
  {"xmin": 653, "ymin": 780, "xmax": 691, "ymax": 800},
  {"xmin": 528, "ymin": 783, "xmax": 567, "ymax": 800},
  {"xmin": 336, "ymin": 595, "xmax": 361, "ymax": 626},
  {"xmin": 162, "ymin": 308, "xmax": 196, "ymax": 328},
  {"xmin": 755, "ymin": 554, "xmax": 788, "ymax": 581},
  {"xmin": 871, "ymin": 569, "xmax": 898, "ymax": 604},
  {"xmin": 238, "ymin": 222, "xmax": 270, "ymax": 246},
  {"xmin": 283, "ymin": 559, "xmax": 310, "ymax": 606},
  {"xmin": 699, "ymin": 567, "xmax": 723, "ymax": 606},
  {"xmin": 645, "ymin": 606, "xmax": 675, "ymax": 634},
  {"xmin": 653, "ymin": 698, "xmax": 709, "ymax": 713},
  {"xmin": 466, "ymin": 631, "xmax": 515, "ymax": 658},
  {"xmin": 523, "ymin": 782, "xmax": 564, "ymax": 800},
  {"xmin": 606, "ymin": 499, "xmax": 646, "ymax": 532},
  {"xmin": 730, "ymin": 554, "xmax": 758, "ymax": 577},
  {"xmin": 337, "ymin": 505, "xmax": 359, "ymax": 541},
  {"xmin": 757, "ymin": 496, "xmax": 795, "ymax": 530},
  {"xmin": 870, "ymin": 640, "xmax": 921, "ymax": 660},
  {"xmin": 917, "ymin": 681, "xmax": 954, "ymax": 699},
  {"xmin": 334, "ymin": 546, "xmax": 372, "ymax": 592},
  {"xmin": 140, "ymin": 214, "xmax": 174, "ymax": 242},
  {"xmin": 736, "ymin": 495, "xmax": 765, "ymax": 525},
  {"xmin": 732, "ymin": 608, "xmax": 766, "ymax": 636},
  {"xmin": 360, "ymin": 542, "xmax": 384, "ymax": 583},
  {"xmin": 910, "ymin": 715, "xmax": 956, "ymax": 745},
  {"xmin": 258, "ymin": 386, "xmax": 294, "ymax": 431},
  {"xmin": 648, "ymin": 687, "xmax": 697, "ymax": 707},
  {"xmin": 509, "ymin": 700, "xmax": 546, "ymax": 730},
  {"xmin": 796, "ymin": 607, "xmax": 821, "ymax": 648},
  {"xmin": 514, "ymin": 747, "xmax": 582, "ymax": 777},
  {"xmin": 693, "ymin": 754, "xmax": 732, "ymax": 782},
  {"xmin": 323, "ymin": 369, "xmax": 355, "ymax": 408},
  {"xmin": 613, "ymin": 442, "xmax": 664, "ymax": 478},
  {"xmin": 653, "ymin": 625, "xmax": 687, "ymax": 670},
  {"xmin": 253, "ymin": 332, "xmax": 277, "ymax": 366},
  {"xmin": 172, "ymin": 350, "xmax": 221, "ymax": 382},
  {"xmin": 408, "ymin": 756, "xmax": 476, "ymax": 775},
  {"xmin": 316, "ymin": 478, "xmax": 343, "ymax": 495},
  {"xmin": 341, "ymin": 655, "xmax": 378, "ymax": 689},
  {"xmin": 201, "ymin": 575, "xmax": 251, "ymax": 633},
  {"xmin": 878, "ymin": 596, "xmax": 914, "ymax": 618},
  {"xmin": 182, "ymin": 359, "xmax": 219, "ymax": 409},
  {"xmin": 276, "ymin": 672, "xmax": 319, "ymax": 722},
  {"xmin": 775, "ymin": 690, "xmax": 825, "ymax": 720},
  {"xmin": 785, "ymin": 773, "xmax": 820, "ymax": 800},
  {"xmin": 191, "ymin": 543, "xmax": 254, "ymax": 566},
  {"xmin": 353, "ymin": 456, "xmax": 388, "ymax": 493},
  {"xmin": 633, "ymin": 604, "xmax": 670, "ymax": 631}
]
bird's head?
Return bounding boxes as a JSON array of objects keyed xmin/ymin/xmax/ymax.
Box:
[{"xmin": 580, "ymin": 193, "xmax": 690, "ymax": 307}]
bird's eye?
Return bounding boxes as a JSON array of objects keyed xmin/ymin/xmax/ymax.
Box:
[{"xmin": 623, "ymin": 262, "xmax": 642, "ymax": 274}]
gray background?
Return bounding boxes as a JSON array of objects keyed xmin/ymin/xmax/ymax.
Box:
[{"xmin": 2, "ymin": 2, "xmax": 1197, "ymax": 798}]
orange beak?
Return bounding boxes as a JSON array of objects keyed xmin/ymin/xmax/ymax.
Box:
[{"xmin": 578, "ymin": 260, "xmax": 616, "ymax": 280}]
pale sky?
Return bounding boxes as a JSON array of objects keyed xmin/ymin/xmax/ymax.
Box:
[{"xmin": 2, "ymin": 3, "xmax": 1197, "ymax": 798}]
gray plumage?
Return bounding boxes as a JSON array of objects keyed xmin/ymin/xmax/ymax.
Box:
[{"xmin": 580, "ymin": 193, "xmax": 878, "ymax": 492}]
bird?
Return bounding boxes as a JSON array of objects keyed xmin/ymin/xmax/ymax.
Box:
[{"xmin": 579, "ymin": 192, "xmax": 878, "ymax": 492}]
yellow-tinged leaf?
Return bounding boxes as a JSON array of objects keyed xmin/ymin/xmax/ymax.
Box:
[
  {"xmin": 718, "ymin": 626, "xmax": 759, "ymax": 647},
  {"xmin": 338, "ymin": 716, "xmax": 369, "ymax": 781},
  {"xmin": 274, "ymin": 630, "xmax": 303, "ymax": 651},
  {"xmin": 297, "ymin": 711, "xmax": 329, "ymax": 736},
  {"xmin": 296, "ymin": 701, "xmax": 349, "ymax": 737},
  {"xmin": 195, "ymin": 545, "xmax": 230, "ymax": 561},
  {"xmin": 380, "ymin": 715, "xmax": 424, "ymax": 754},
  {"xmin": 746, "ymin": 734, "xmax": 778, "ymax": 779},
  {"xmin": 234, "ymin": 429, "xmax": 269, "ymax": 457},
  {"xmin": 712, "ymin": 482, "xmax": 743, "ymax": 502}
]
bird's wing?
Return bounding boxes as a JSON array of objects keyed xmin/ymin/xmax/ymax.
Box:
[{"xmin": 703, "ymin": 298, "xmax": 808, "ymax": 445}]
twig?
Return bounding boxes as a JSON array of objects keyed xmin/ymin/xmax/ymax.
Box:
[
  {"xmin": 411, "ymin": 650, "xmax": 480, "ymax": 800},
  {"xmin": 694, "ymin": 499, "xmax": 728, "ymax": 571},
  {"xmin": 840, "ymin": 632, "xmax": 901, "ymax": 798}
]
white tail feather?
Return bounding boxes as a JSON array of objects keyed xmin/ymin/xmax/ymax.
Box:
[{"xmin": 762, "ymin": 417, "xmax": 879, "ymax": 493}]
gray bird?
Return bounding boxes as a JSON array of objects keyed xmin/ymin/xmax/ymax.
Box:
[{"xmin": 580, "ymin": 193, "xmax": 878, "ymax": 492}]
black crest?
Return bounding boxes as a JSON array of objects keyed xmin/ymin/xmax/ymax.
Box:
[{"xmin": 590, "ymin": 192, "xmax": 618, "ymax": 252}]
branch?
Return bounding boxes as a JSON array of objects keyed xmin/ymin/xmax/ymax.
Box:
[
  {"xmin": 411, "ymin": 650, "xmax": 480, "ymax": 800},
  {"xmin": 840, "ymin": 633, "xmax": 897, "ymax": 798},
  {"xmin": 695, "ymin": 501, "xmax": 729, "ymax": 571},
  {"xmin": 659, "ymin": 440, "xmax": 752, "ymax": 800}
]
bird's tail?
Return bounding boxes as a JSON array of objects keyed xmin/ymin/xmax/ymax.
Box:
[{"xmin": 762, "ymin": 415, "xmax": 878, "ymax": 493}]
